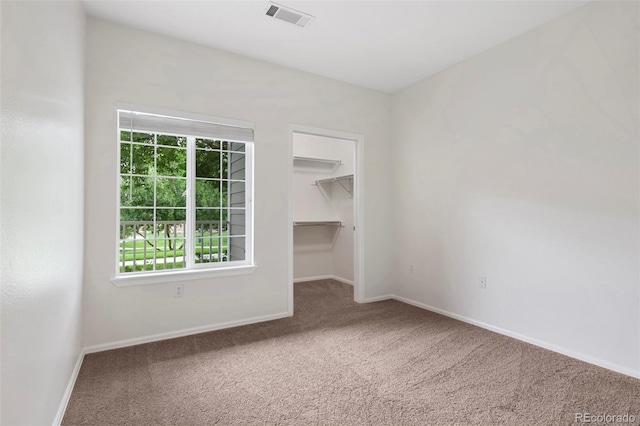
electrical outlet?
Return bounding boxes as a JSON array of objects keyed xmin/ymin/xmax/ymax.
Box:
[
  {"xmin": 410, "ymin": 264, "xmax": 415, "ymax": 274},
  {"xmin": 479, "ymin": 276, "xmax": 487, "ymax": 289},
  {"xmin": 175, "ymin": 284, "xmax": 184, "ymax": 298}
]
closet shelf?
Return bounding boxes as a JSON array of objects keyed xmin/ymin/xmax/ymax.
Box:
[
  {"xmin": 293, "ymin": 221, "xmax": 343, "ymax": 227},
  {"xmin": 293, "ymin": 156, "xmax": 342, "ymax": 172},
  {"xmin": 314, "ymin": 174, "xmax": 354, "ymax": 194}
]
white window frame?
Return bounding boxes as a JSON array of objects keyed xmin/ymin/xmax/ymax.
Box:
[{"xmin": 111, "ymin": 105, "xmax": 256, "ymax": 287}]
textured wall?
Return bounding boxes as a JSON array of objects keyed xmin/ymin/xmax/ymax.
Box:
[{"xmin": 0, "ymin": 1, "xmax": 85, "ymax": 424}]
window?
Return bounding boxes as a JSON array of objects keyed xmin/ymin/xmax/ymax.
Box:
[{"xmin": 116, "ymin": 109, "xmax": 254, "ymax": 279}]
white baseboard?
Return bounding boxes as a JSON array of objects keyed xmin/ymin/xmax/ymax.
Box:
[
  {"xmin": 294, "ymin": 275, "xmax": 354, "ymax": 286},
  {"xmin": 83, "ymin": 311, "xmax": 290, "ymax": 354},
  {"xmin": 53, "ymin": 349, "xmax": 85, "ymax": 426},
  {"xmin": 330, "ymin": 276, "xmax": 354, "ymax": 286},
  {"xmin": 391, "ymin": 294, "xmax": 640, "ymax": 380},
  {"xmin": 294, "ymin": 275, "xmax": 333, "ymax": 283},
  {"xmin": 363, "ymin": 294, "xmax": 394, "ymax": 303}
]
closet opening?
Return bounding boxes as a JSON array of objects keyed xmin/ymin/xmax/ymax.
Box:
[{"xmin": 288, "ymin": 125, "xmax": 364, "ymax": 313}]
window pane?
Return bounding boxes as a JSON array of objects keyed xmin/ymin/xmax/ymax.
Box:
[
  {"xmin": 196, "ymin": 221, "xmax": 221, "ymax": 236},
  {"xmin": 160, "ymin": 260, "xmax": 185, "ymax": 271},
  {"xmin": 120, "ymin": 208, "xmax": 153, "ymax": 222},
  {"xmin": 155, "ymin": 208, "xmax": 186, "ymax": 222},
  {"xmin": 120, "ymin": 176, "xmax": 130, "ymax": 204},
  {"xmin": 194, "ymin": 220, "xmax": 225, "ymax": 263},
  {"xmin": 220, "ymin": 151, "xmax": 228, "ymax": 175},
  {"xmin": 154, "ymin": 220, "xmax": 185, "ymax": 271},
  {"xmin": 196, "ymin": 208, "xmax": 224, "ymax": 222},
  {"xmin": 227, "ymin": 237, "xmax": 246, "ymax": 261},
  {"xmin": 228, "ymin": 151, "xmax": 245, "ymax": 180},
  {"xmin": 228, "ymin": 209, "xmax": 245, "ymax": 237},
  {"xmin": 156, "ymin": 178, "xmax": 186, "ymax": 207},
  {"xmin": 196, "ymin": 210, "xmax": 228, "ymax": 262},
  {"xmin": 122, "ymin": 222, "xmax": 154, "ymax": 270},
  {"xmin": 195, "ymin": 138, "xmax": 221, "ymax": 150},
  {"xmin": 133, "ymin": 132, "xmax": 154, "ymax": 144},
  {"xmin": 131, "ymin": 145, "xmax": 155, "ymax": 175},
  {"xmin": 157, "ymin": 135, "xmax": 186, "ymax": 148},
  {"xmin": 120, "ymin": 143, "xmax": 132, "ymax": 174},
  {"xmin": 228, "ymin": 142, "xmax": 246, "ymax": 153},
  {"xmin": 228, "ymin": 152, "xmax": 245, "ymax": 169},
  {"xmin": 120, "ymin": 131, "xmax": 154, "ymax": 144},
  {"xmin": 119, "ymin": 212, "xmax": 155, "ymax": 274},
  {"xmin": 195, "ymin": 179, "xmax": 221, "ymax": 208},
  {"xmin": 156, "ymin": 147, "xmax": 187, "ymax": 177},
  {"xmin": 195, "ymin": 150, "xmax": 222, "ymax": 178},
  {"xmin": 221, "ymin": 181, "xmax": 228, "ymax": 206},
  {"xmin": 155, "ymin": 210, "xmax": 186, "ymax": 270},
  {"xmin": 120, "ymin": 176, "xmax": 154, "ymax": 207},
  {"xmin": 229, "ymin": 181, "xmax": 245, "ymax": 208}
]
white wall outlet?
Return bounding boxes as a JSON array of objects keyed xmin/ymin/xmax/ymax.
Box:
[
  {"xmin": 410, "ymin": 264, "xmax": 415, "ymax": 274},
  {"xmin": 479, "ymin": 276, "xmax": 487, "ymax": 289},
  {"xmin": 175, "ymin": 284, "xmax": 184, "ymax": 298}
]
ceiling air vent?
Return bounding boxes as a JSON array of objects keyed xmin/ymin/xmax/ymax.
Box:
[{"xmin": 265, "ymin": 2, "xmax": 314, "ymax": 28}]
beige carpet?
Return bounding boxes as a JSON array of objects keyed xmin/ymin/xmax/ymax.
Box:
[{"xmin": 63, "ymin": 280, "xmax": 640, "ymax": 425}]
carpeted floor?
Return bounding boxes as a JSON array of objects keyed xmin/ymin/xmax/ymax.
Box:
[{"xmin": 63, "ymin": 280, "xmax": 640, "ymax": 425}]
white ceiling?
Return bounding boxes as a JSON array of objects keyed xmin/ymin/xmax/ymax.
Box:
[{"xmin": 83, "ymin": 1, "xmax": 589, "ymax": 93}]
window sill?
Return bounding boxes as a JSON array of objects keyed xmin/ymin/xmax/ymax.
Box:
[{"xmin": 111, "ymin": 265, "xmax": 257, "ymax": 287}]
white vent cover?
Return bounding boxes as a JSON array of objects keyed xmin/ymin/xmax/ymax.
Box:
[{"xmin": 265, "ymin": 2, "xmax": 314, "ymax": 28}]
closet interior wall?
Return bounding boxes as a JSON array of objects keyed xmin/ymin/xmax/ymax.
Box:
[{"xmin": 293, "ymin": 133, "xmax": 355, "ymax": 283}]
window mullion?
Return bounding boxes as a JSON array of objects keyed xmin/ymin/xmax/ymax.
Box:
[
  {"xmin": 226, "ymin": 147, "xmax": 230, "ymax": 262},
  {"xmin": 185, "ymin": 136, "xmax": 196, "ymax": 269},
  {"xmin": 128, "ymin": 134, "xmax": 133, "ymax": 202},
  {"xmin": 153, "ymin": 134, "xmax": 157, "ymax": 272}
]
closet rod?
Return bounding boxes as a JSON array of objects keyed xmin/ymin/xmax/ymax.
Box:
[{"xmin": 293, "ymin": 221, "xmax": 343, "ymax": 227}]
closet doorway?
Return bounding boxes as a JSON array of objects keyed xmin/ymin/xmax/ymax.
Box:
[{"xmin": 288, "ymin": 125, "xmax": 364, "ymax": 313}]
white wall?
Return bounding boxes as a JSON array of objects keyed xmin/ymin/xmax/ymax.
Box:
[
  {"xmin": 293, "ymin": 134, "xmax": 355, "ymax": 282},
  {"xmin": 0, "ymin": 1, "xmax": 85, "ymax": 424},
  {"xmin": 391, "ymin": 1, "xmax": 639, "ymax": 375},
  {"xmin": 83, "ymin": 18, "xmax": 392, "ymax": 348}
]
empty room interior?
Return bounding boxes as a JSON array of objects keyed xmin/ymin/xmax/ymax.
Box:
[{"xmin": 1, "ymin": 0, "xmax": 639, "ymax": 425}]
